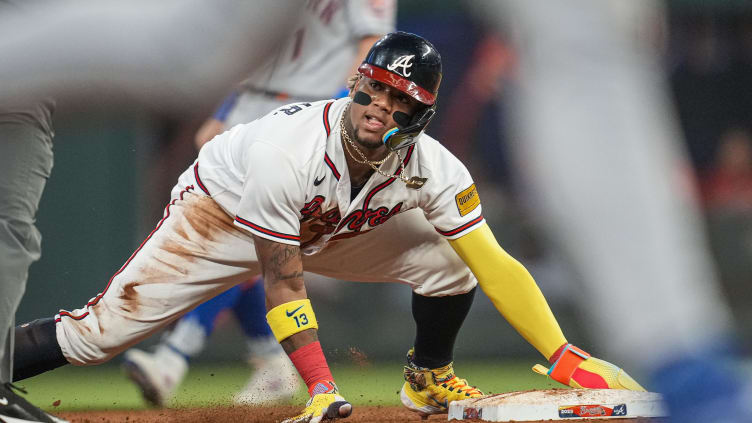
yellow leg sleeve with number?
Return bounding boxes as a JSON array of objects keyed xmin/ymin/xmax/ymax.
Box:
[{"xmin": 449, "ymin": 223, "xmax": 566, "ymax": 359}]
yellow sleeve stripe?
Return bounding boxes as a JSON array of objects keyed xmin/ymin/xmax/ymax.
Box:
[{"xmin": 266, "ymin": 299, "xmax": 319, "ymax": 342}]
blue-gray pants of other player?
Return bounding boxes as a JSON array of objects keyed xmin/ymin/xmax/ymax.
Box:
[{"xmin": 0, "ymin": 102, "xmax": 54, "ymax": 383}]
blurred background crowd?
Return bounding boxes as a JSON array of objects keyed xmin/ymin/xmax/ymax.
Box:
[{"xmin": 17, "ymin": 0, "xmax": 752, "ymax": 364}]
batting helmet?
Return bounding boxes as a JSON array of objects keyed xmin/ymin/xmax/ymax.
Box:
[{"xmin": 357, "ymin": 31, "xmax": 442, "ymax": 151}]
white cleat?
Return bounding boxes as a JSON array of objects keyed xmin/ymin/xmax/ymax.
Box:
[
  {"xmin": 233, "ymin": 352, "xmax": 302, "ymax": 406},
  {"xmin": 122, "ymin": 347, "xmax": 188, "ymax": 407}
]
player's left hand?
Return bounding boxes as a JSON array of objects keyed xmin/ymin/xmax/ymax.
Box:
[
  {"xmin": 281, "ymin": 393, "xmax": 352, "ymax": 423},
  {"xmin": 532, "ymin": 343, "xmax": 646, "ymax": 391}
]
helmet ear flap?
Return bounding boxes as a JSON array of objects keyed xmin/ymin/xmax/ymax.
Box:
[
  {"xmin": 382, "ymin": 104, "xmax": 436, "ymax": 151},
  {"xmin": 404, "ymin": 106, "xmax": 435, "ymax": 133}
]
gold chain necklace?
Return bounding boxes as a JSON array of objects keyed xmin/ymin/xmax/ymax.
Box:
[
  {"xmin": 339, "ymin": 103, "xmax": 428, "ymax": 189},
  {"xmin": 340, "ymin": 109, "xmax": 407, "ymax": 182}
]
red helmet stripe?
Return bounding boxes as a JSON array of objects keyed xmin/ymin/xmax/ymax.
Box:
[{"xmin": 358, "ymin": 63, "xmax": 436, "ymax": 105}]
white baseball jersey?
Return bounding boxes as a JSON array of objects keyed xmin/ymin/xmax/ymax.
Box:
[
  {"xmin": 197, "ymin": 97, "xmax": 485, "ymax": 255},
  {"xmin": 239, "ymin": 0, "xmax": 396, "ymax": 101},
  {"xmin": 55, "ymin": 98, "xmax": 484, "ymax": 365}
]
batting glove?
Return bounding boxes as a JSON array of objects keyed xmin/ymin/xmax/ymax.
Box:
[
  {"xmin": 281, "ymin": 393, "xmax": 352, "ymax": 423},
  {"xmin": 533, "ymin": 343, "xmax": 646, "ymax": 391}
]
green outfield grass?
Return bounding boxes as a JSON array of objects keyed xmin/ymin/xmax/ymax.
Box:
[{"xmin": 19, "ymin": 359, "xmax": 557, "ymax": 412}]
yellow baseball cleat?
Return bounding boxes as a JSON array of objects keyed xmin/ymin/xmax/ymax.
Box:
[{"xmin": 399, "ymin": 349, "xmax": 483, "ymax": 417}]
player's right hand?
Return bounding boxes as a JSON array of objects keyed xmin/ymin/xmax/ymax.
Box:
[
  {"xmin": 281, "ymin": 393, "xmax": 352, "ymax": 423},
  {"xmin": 532, "ymin": 343, "xmax": 646, "ymax": 391}
]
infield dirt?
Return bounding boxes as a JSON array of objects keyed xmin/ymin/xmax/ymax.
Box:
[{"xmin": 57, "ymin": 406, "xmax": 666, "ymax": 423}]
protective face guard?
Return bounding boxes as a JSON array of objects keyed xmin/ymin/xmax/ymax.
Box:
[{"xmin": 382, "ymin": 105, "xmax": 436, "ymax": 151}]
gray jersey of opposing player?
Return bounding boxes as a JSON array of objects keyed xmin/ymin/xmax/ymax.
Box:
[{"xmin": 240, "ymin": 0, "xmax": 396, "ymax": 100}]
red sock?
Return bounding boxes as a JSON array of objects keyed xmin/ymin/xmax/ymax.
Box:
[{"xmin": 288, "ymin": 341, "xmax": 336, "ymax": 396}]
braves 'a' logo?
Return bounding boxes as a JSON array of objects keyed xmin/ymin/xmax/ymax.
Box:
[{"xmin": 387, "ymin": 55, "xmax": 414, "ymax": 77}]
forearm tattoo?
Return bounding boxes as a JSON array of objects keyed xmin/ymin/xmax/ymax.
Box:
[
  {"xmin": 268, "ymin": 243, "xmax": 304, "ymax": 280},
  {"xmin": 255, "ymin": 237, "xmax": 304, "ymax": 286}
]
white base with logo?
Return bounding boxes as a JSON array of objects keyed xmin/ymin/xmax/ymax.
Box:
[{"xmin": 447, "ymin": 389, "xmax": 667, "ymax": 421}]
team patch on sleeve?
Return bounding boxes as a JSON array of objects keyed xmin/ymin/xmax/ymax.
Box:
[{"xmin": 455, "ymin": 184, "xmax": 480, "ymax": 216}]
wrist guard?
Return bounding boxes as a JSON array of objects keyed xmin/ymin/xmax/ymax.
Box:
[{"xmin": 266, "ymin": 299, "xmax": 318, "ymax": 342}]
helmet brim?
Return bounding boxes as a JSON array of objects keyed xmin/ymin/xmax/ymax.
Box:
[{"xmin": 358, "ymin": 63, "xmax": 436, "ymax": 105}]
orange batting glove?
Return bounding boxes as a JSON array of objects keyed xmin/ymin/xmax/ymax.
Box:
[{"xmin": 532, "ymin": 343, "xmax": 646, "ymax": 391}]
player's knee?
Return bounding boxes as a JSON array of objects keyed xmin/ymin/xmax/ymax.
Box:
[
  {"xmin": 0, "ymin": 217, "xmax": 42, "ymax": 262},
  {"xmin": 67, "ymin": 340, "xmax": 121, "ymax": 365},
  {"xmin": 415, "ymin": 274, "xmax": 477, "ymax": 297}
]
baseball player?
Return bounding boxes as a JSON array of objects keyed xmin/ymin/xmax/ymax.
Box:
[
  {"xmin": 0, "ymin": 4, "xmax": 65, "ymax": 422},
  {"xmin": 476, "ymin": 2, "xmax": 752, "ymax": 422},
  {"xmin": 0, "ymin": 102, "xmax": 64, "ymax": 423},
  {"xmin": 121, "ymin": 0, "xmax": 397, "ymax": 408},
  {"xmin": 14, "ymin": 32, "xmax": 643, "ymax": 423}
]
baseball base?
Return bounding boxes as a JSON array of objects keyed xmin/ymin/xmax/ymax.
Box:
[{"xmin": 448, "ymin": 389, "xmax": 667, "ymax": 421}]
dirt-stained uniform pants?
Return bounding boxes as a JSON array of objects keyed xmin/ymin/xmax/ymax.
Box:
[{"xmin": 55, "ymin": 168, "xmax": 478, "ymax": 366}]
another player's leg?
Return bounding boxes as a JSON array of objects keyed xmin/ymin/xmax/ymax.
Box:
[
  {"xmin": 497, "ymin": 1, "xmax": 752, "ymax": 421},
  {"xmin": 13, "ymin": 176, "xmax": 260, "ymax": 383},
  {"xmin": 232, "ymin": 279, "xmax": 301, "ymax": 406},
  {"xmin": 400, "ymin": 288, "xmax": 484, "ymax": 417},
  {"xmin": 0, "ymin": 107, "xmax": 66, "ymax": 423},
  {"xmin": 123, "ymin": 284, "xmax": 244, "ymax": 407}
]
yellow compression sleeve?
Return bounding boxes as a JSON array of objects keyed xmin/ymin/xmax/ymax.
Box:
[
  {"xmin": 449, "ymin": 223, "xmax": 567, "ymax": 359},
  {"xmin": 266, "ymin": 299, "xmax": 319, "ymax": 342}
]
